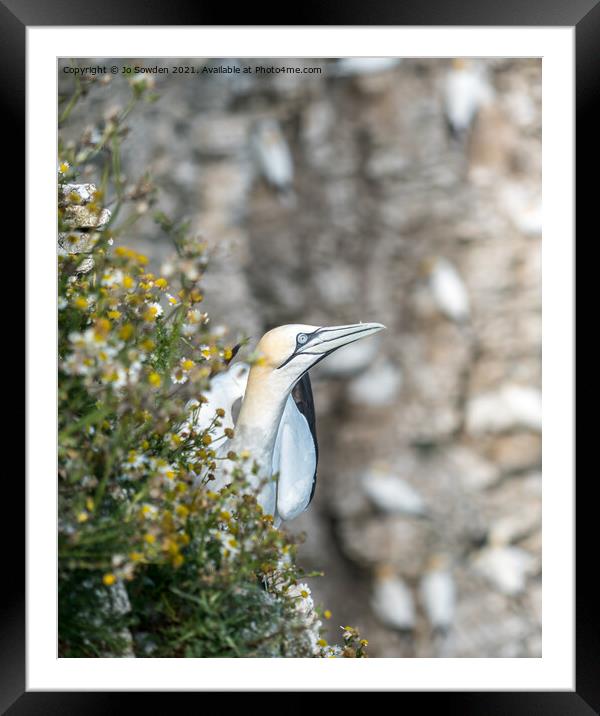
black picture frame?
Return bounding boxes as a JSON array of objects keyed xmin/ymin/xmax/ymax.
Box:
[{"xmin": 8, "ymin": 1, "xmax": 588, "ymax": 711}]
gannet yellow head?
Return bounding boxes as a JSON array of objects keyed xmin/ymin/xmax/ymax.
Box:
[{"xmin": 256, "ymin": 322, "xmax": 386, "ymax": 383}]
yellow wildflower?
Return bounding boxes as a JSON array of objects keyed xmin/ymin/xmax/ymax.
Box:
[
  {"xmin": 93, "ymin": 318, "xmax": 111, "ymax": 341},
  {"xmin": 148, "ymin": 372, "xmax": 161, "ymax": 388},
  {"xmin": 118, "ymin": 323, "xmax": 134, "ymax": 340},
  {"xmin": 143, "ymin": 303, "xmax": 163, "ymax": 322}
]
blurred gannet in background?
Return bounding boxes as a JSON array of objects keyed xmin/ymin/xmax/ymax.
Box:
[
  {"xmin": 361, "ymin": 465, "xmax": 426, "ymax": 516},
  {"xmin": 371, "ymin": 565, "xmax": 416, "ymax": 632},
  {"xmin": 500, "ymin": 183, "xmax": 543, "ymax": 236},
  {"xmin": 420, "ymin": 555, "xmax": 456, "ymax": 634},
  {"xmin": 186, "ymin": 322, "xmax": 385, "ymax": 524},
  {"xmin": 334, "ymin": 57, "xmax": 402, "ymax": 77},
  {"xmin": 425, "ymin": 257, "xmax": 471, "ymax": 323},
  {"xmin": 471, "ymin": 538, "xmax": 536, "ymax": 596},
  {"xmin": 250, "ymin": 119, "xmax": 295, "ymax": 203},
  {"xmin": 347, "ymin": 359, "xmax": 403, "ymax": 407},
  {"xmin": 465, "ymin": 384, "xmax": 542, "ymax": 434},
  {"xmin": 443, "ymin": 59, "xmax": 493, "ymax": 143}
]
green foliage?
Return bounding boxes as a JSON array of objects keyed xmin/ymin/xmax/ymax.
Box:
[{"xmin": 57, "ymin": 63, "xmax": 368, "ymax": 659}]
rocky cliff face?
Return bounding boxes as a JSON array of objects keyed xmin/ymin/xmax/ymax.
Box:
[{"xmin": 59, "ymin": 57, "xmax": 542, "ymax": 657}]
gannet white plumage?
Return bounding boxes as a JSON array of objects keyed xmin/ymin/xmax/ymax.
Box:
[
  {"xmin": 187, "ymin": 322, "xmax": 385, "ymax": 524},
  {"xmin": 443, "ymin": 59, "xmax": 493, "ymax": 142},
  {"xmin": 465, "ymin": 384, "xmax": 542, "ymax": 435},
  {"xmin": 334, "ymin": 57, "xmax": 402, "ymax": 77},
  {"xmin": 347, "ymin": 360, "xmax": 403, "ymax": 407},
  {"xmin": 371, "ymin": 565, "xmax": 416, "ymax": 632},
  {"xmin": 362, "ymin": 465, "xmax": 427, "ymax": 516},
  {"xmin": 471, "ymin": 540, "xmax": 536, "ymax": 596},
  {"xmin": 250, "ymin": 119, "xmax": 294, "ymax": 202},
  {"xmin": 420, "ymin": 555, "xmax": 456, "ymax": 634},
  {"xmin": 426, "ymin": 256, "xmax": 471, "ymax": 323}
]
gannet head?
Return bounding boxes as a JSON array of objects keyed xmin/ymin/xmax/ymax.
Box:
[{"xmin": 256, "ymin": 322, "xmax": 386, "ymax": 385}]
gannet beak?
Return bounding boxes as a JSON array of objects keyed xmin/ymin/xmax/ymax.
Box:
[{"xmin": 305, "ymin": 322, "xmax": 386, "ymax": 355}]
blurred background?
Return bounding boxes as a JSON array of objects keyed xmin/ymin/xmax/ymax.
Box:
[{"xmin": 59, "ymin": 57, "xmax": 542, "ymax": 657}]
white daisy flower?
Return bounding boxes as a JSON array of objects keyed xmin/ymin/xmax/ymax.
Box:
[
  {"xmin": 148, "ymin": 302, "xmax": 163, "ymax": 317},
  {"xmin": 140, "ymin": 503, "xmax": 158, "ymax": 519},
  {"xmin": 101, "ymin": 269, "xmax": 124, "ymax": 287},
  {"xmin": 171, "ymin": 366, "xmax": 188, "ymax": 384},
  {"xmin": 125, "ymin": 450, "xmax": 146, "ymax": 470}
]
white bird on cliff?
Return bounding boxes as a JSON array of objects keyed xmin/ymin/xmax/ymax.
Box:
[
  {"xmin": 471, "ymin": 540, "xmax": 536, "ymax": 596},
  {"xmin": 371, "ymin": 565, "xmax": 416, "ymax": 632},
  {"xmin": 183, "ymin": 362, "xmax": 250, "ymax": 442},
  {"xmin": 443, "ymin": 58, "xmax": 493, "ymax": 142},
  {"xmin": 250, "ymin": 119, "xmax": 295, "ymax": 203},
  {"xmin": 362, "ymin": 466, "xmax": 426, "ymax": 516},
  {"xmin": 334, "ymin": 57, "xmax": 402, "ymax": 77},
  {"xmin": 420, "ymin": 555, "xmax": 456, "ymax": 634},
  {"xmin": 347, "ymin": 360, "xmax": 403, "ymax": 408},
  {"xmin": 186, "ymin": 322, "xmax": 385, "ymax": 524},
  {"xmin": 426, "ymin": 256, "xmax": 471, "ymax": 323}
]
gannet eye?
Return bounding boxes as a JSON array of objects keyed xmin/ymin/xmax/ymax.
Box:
[{"xmin": 297, "ymin": 333, "xmax": 308, "ymax": 345}]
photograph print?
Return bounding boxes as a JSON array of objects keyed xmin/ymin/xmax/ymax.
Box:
[{"xmin": 57, "ymin": 57, "xmax": 542, "ymax": 659}]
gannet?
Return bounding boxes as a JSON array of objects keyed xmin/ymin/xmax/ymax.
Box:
[
  {"xmin": 371, "ymin": 565, "xmax": 416, "ymax": 632},
  {"xmin": 334, "ymin": 58, "xmax": 402, "ymax": 77},
  {"xmin": 471, "ymin": 539, "xmax": 536, "ymax": 596},
  {"xmin": 420, "ymin": 555, "xmax": 456, "ymax": 634},
  {"xmin": 250, "ymin": 119, "xmax": 294, "ymax": 202},
  {"xmin": 361, "ymin": 465, "xmax": 427, "ymax": 517},
  {"xmin": 426, "ymin": 256, "xmax": 471, "ymax": 323},
  {"xmin": 443, "ymin": 58, "xmax": 493, "ymax": 142},
  {"xmin": 187, "ymin": 322, "xmax": 385, "ymax": 524},
  {"xmin": 465, "ymin": 384, "xmax": 542, "ymax": 435},
  {"xmin": 347, "ymin": 360, "xmax": 403, "ymax": 407}
]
